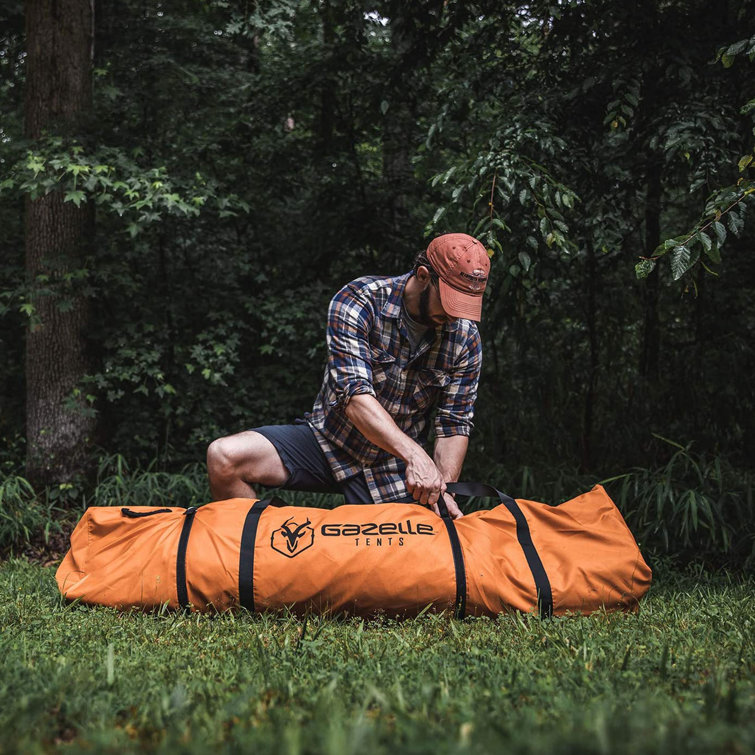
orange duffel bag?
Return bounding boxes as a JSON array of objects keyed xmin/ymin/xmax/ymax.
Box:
[{"xmin": 56, "ymin": 482, "xmax": 651, "ymax": 618}]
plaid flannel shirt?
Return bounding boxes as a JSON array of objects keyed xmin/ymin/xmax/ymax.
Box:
[{"xmin": 306, "ymin": 273, "xmax": 482, "ymax": 503}]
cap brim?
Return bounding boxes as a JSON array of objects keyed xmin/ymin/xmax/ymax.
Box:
[{"xmin": 438, "ymin": 279, "xmax": 484, "ymax": 321}]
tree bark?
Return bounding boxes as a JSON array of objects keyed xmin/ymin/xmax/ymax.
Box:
[{"xmin": 24, "ymin": 0, "xmax": 95, "ymax": 486}]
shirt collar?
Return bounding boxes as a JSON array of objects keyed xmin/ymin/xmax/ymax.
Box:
[
  {"xmin": 381, "ymin": 273, "xmax": 410, "ymax": 320},
  {"xmin": 382, "ymin": 273, "xmax": 461, "ymax": 334}
]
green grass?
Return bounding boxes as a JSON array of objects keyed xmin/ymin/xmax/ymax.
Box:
[{"xmin": 1, "ymin": 561, "xmax": 753, "ymax": 754}]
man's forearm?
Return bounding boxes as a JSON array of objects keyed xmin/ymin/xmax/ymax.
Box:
[
  {"xmin": 344, "ymin": 392, "xmax": 461, "ymax": 511},
  {"xmin": 433, "ymin": 434, "xmax": 469, "ymax": 482},
  {"xmin": 344, "ymin": 393, "xmax": 425, "ymax": 463}
]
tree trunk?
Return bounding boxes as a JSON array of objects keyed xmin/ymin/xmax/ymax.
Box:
[{"xmin": 24, "ymin": 0, "xmax": 95, "ymax": 486}]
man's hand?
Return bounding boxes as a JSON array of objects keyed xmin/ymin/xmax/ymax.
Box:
[
  {"xmin": 406, "ymin": 450, "xmax": 463, "ymax": 518},
  {"xmin": 431, "ymin": 493, "xmax": 463, "ymax": 520},
  {"xmin": 405, "ymin": 448, "xmax": 447, "ymax": 508}
]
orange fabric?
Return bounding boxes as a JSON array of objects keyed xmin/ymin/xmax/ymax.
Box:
[{"xmin": 56, "ymin": 485, "xmax": 651, "ymax": 617}]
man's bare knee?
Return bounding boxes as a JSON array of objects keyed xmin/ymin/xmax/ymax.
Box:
[
  {"xmin": 206, "ymin": 437, "xmax": 234, "ymax": 480},
  {"xmin": 207, "ymin": 431, "xmax": 287, "ymax": 489}
]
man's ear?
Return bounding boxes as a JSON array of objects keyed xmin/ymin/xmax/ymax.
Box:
[{"xmin": 415, "ymin": 265, "xmax": 432, "ymax": 286}]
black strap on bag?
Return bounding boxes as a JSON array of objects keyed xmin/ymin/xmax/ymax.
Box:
[
  {"xmin": 175, "ymin": 498, "xmax": 285, "ymax": 613},
  {"xmin": 176, "ymin": 507, "xmax": 198, "ymax": 610},
  {"xmin": 238, "ymin": 498, "xmax": 285, "ymax": 613},
  {"xmin": 446, "ymin": 482, "xmax": 553, "ymax": 619},
  {"xmin": 436, "ymin": 493, "xmax": 467, "ymax": 620}
]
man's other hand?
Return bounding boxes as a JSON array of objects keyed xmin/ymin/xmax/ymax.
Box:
[{"xmin": 432, "ymin": 493, "xmax": 463, "ymax": 520}]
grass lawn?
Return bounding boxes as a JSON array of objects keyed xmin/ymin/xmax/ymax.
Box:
[{"xmin": 1, "ymin": 559, "xmax": 753, "ymax": 754}]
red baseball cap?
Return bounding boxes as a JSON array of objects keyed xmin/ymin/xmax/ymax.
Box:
[{"xmin": 426, "ymin": 233, "xmax": 490, "ymax": 321}]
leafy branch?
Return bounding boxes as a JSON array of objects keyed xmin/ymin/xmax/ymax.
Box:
[
  {"xmin": 0, "ymin": 138, "xmax": 250, "ymax": 238},
  {"xmin": 636, "ymin": 181, "xmax": 754, "ymax": 282},
  {"xmin": 427, "ymin": 118, "xmax": 579, "ymax": 279},
  {"xmin": 636, "ymin": 35, "xmax": 755, "ymax": 284}
]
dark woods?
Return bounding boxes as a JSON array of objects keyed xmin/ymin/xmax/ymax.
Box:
[{"xmin": 1, "ymin": 1, "xmax": 754, "ymax": 562}]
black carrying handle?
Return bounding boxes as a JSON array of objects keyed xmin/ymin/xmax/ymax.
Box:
[
  {"xmin": 444, "ymin": 481, "xmax": 553, "ymax": 619},
  {"xmin": 435, "ymin": 482, "xmax": 516, "ymax": 519},
  {"xmin": 445, "ymin": 481, "xmax": 517, "ymax": 510},
  {"xmin": 121, "ymin": 507, "xmax": 173, "ymax": 518}
]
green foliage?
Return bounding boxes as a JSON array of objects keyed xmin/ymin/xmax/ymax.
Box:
[
  {"xmin": 0, "ymin": 475, "xmax": 60, "ymax": 550},
  {"xmin": 0, "ymin": 456, "xmax": 208, "ymax": 552},
  {"xmin": 604, "ymin": 438, "xmax": 755, "ymax": 567},
  {"xmin": 642, "ymin": 185, "xmax": 754, "ymax": 283},
  {"xmin": 427, "ymin": 117, "xmax": 580, "ymax": 264},
  {"xmin": 1, "ymin": 560, "xmax": 754, "ymax": 752},
  {"xmin": 715, "ymin": 34, "xmax": 755, "ymax": 67},
  {"xmin": 0, "ymin": 138, "xmax": 250, "ymax": 229},
  {"xmin": 90, "ymin": 455, "xmax": 210, "ymax": 509},
  {"xmin": 641, "ymin": 34, "xmax": 755, "ymax": 282},
  {"xmin": 461, "ymin": 444, "xmax": 755, "ymax": 570},
  {"xmin": 255, "ymin": 283, "xmax": 330, "ymax": 359}
]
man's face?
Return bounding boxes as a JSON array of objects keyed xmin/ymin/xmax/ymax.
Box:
[{"xmin": 417, "ymin": 277, "xmax": 456, "ymax": 328}]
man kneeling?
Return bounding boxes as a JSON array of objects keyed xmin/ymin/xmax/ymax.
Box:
[{"xmin": 207, "ymin": 233, "xmax": 490, "ymax": 519}]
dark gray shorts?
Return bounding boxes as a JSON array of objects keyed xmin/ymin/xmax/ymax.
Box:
[{"xmin": 251, "ymin": 420, "xmax": 411, "ymax": 505}]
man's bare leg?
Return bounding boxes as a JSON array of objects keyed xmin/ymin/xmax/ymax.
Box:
[{"xmin": 206, "ymin": 431, "xmax": 288, "ymax": 500}]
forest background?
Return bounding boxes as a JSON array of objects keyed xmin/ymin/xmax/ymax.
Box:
[{"xmin": 1, "ymin": 0, "xmax": 754, "ymax": 567}]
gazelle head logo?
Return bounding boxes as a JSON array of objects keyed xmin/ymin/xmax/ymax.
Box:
[{"xmin": 271, "ymin": 516, "xmax": 315, "ymax": 558}]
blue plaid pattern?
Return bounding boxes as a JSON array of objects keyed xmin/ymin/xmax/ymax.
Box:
[{"xmin": 306, "ymin": 273, "xmax": 482, "ymax": 503}]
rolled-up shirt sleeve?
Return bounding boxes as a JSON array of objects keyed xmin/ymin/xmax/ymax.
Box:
[
  {"xmin": 434, "ymin": 327, "xmax": 482, "ymax": 437},
  {"xmin": 326, "ymin": 284, "xmax": 377, "ymax": 407}
]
